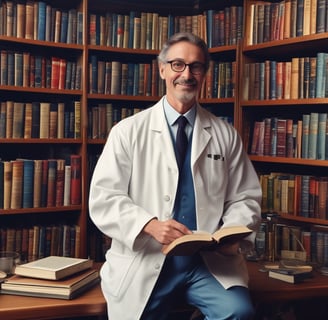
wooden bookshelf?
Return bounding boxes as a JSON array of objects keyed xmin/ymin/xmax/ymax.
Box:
[
  {"xmin": 241, "ymin": 0, "xmax": 328, "ymax": 264},
  {"xmin": 0, "ymin": 0, "xmax": 244, "ymax": 262}
]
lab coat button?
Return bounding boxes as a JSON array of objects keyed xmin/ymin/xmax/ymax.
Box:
[
  {"xmin": 164, "ymin": 195, "xmax": 170, "ymax": 201},
  {"xmin": 155, "ymin": 263, "xmax": 161, "ymax": 270}
]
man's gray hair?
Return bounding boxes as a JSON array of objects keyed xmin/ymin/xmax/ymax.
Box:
[{"xmin": 158, "ymin": 32, "xmax": 210, "ymax": 72}]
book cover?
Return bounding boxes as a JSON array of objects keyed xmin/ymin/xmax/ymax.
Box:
[
  {"xmin": 14, "ymin": 256, "xmax": 93, "ymax": 280},
  {"xmin": 22, "ymin": 159, "xmax": 34, "ymax": 209},
  {"xmin": 268, "ymin": 268, "xmax": 312, "ymax": 284},
  {"xmin": 3, "ymin": 161, "xmax": 13, "ymax": 210},
  {"xmin": 1, "ymin": 269, "xmax": 99, "ymax": 300},
  {"xmin": 162, "ymin": 226, "xmax": 252, "ymax": 256},
  {"xmin": 70, "ymin": 155, "xmax": 81, "ymax": 205},
  {"xmin": 10, "ymin": 160, "xmax": 24, "ymax": 209}
]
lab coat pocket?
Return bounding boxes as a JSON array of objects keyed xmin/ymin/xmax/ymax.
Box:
[{"xmin": 102, "ymin": 250, "xmax": 137, "ymax": 298}]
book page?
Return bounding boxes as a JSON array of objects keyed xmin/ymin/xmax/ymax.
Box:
[{"xmin": 21, "ymin": 257, "xmax": 87, "ymax": 271}]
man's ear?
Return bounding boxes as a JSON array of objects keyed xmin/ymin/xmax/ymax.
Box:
[{"xmin": 158, "ymin": 62, "xmax": 165, "ymax": 80}]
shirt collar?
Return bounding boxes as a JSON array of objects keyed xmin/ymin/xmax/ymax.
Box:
[{"xmin": 163, "ymin": 96, "xmax": 196, "ymax": 127}]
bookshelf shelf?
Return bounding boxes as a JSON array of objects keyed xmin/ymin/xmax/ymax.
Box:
[
  {"xmin": 0, "ymin": 139, "xmax": 83, "ymax": 144},
  {"xmin": 249, "ymin": 155, "xmax": 328, "ymax": 167},
  {"xmin": 0, "ymin": 205, "xmax": 82, "ymax": 216}
]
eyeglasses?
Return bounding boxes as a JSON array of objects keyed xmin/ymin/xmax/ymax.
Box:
[{"xmin": 166, "ymin": 60, "xmax": 205, "ymax": 75}]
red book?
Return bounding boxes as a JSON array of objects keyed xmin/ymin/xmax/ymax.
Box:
[
  {"xmin": 58, "ymin": 59, "xmax": 67, "ymax": 90},
  {"xmin": 70, "ymin": 155, "xmax": 81, "ymax": 205},
  {"xmin": 51, "ymin": 57, "xmax": 60, "ymax": 89},
  {"xmin": 55, "ymin": 159, "xmax": 65, "ymax": 207}
]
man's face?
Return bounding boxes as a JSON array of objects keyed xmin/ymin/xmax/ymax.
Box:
[{"xmin": 159, "ymin": 41, "xmax": 206, "ymax": 109}]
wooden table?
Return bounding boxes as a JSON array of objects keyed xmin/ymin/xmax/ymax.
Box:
[
  {"xmin": 1, "ymin": 261, "xmax": 328, "ymax": 320},
  {"xmin": 248, "ymin": 261, "xmax": 328, "ymax": 302},
  {"xmin": 0, "ymin": 282, "xmax": 107, "ymax": 320}
]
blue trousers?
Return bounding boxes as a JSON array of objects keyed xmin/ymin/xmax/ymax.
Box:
[{"xmin": 141, "ymin": 254, "xmax": 254, "ymax": 320}]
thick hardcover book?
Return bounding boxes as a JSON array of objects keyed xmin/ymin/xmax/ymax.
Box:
[
  {"xmin": 10, "ymin": 160, "xmax": 24, "ymax": 209},
  {"xmin": 162, "ymin": 226, "xmax": 252, "ymax": 256},
  {"xmin": 268, "ymin": 268, "xmax": 312, "ymax": 284},
  {"xmin": 70, "ymin": 155, "xmax": 81, "ymax": 205},
  {"xmin": 12, "ymin": 102, "xmax": 24, "ymax": 139},
  {"xmin": 14, "ymin": 256, "xmax": 93, "ymax": 280},
  {"xmin": 3, "ymin": 161, "xmax": 13, "ymax": 209},
  {"xmin": 22, "ymin": 159, "xmax": 34, "ymax": 208},
  {"xmin": 1, "ymin": 269, "xmax": 99, "ymax": 300}
]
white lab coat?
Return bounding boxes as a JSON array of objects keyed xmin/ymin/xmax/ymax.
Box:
[{"xmin": 89, "ymin": 97, "xmax": 262, "ymax": 320}]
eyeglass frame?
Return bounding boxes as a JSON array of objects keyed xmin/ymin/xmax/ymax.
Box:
[{"xmin": 165, "ymin": 60, "xmax": 206, "ymax": 75}]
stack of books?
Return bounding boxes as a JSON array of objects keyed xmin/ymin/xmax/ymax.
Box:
[
  {"xmin": 264, "ymin": 260, "xmax": 313, "ymax": 284},
  {"xmin": 0, "ymin": 256, "xmax": 99, "ymax": 299}
]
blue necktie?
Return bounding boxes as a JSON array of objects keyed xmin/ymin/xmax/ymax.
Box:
[{"xmin": 176, "ymin": 116, "xmax": 188, "ymax": 171}]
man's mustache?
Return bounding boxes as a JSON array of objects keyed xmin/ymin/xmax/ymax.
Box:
[{"xmin": 174, "ymin": 79, "xmax": 197, "ymax": 86}]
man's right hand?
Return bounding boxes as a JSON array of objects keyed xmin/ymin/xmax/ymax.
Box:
[{"xmin": 143, "ymin": 218, "xmax": 192, "ymax": 244}]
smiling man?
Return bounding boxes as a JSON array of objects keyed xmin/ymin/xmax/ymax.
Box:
[{"xmin": 89, "ymin": 32, "xmax": 262, "ymax": 320}]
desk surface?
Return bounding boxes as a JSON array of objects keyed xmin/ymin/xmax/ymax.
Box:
[
  {"xmin": 0, "ymin": 281, "xmax": 107, "ymax": 320},
  {"xmin": 1, "ymin": 261, "xmax": 328, "ymax": 319},
  {"xmin": 248, "ymin": 261, "xmax": 328, "ymax": 302}
]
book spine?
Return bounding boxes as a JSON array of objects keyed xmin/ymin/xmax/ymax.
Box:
[{"xmin": 70, "ymin": 155, "xmax": 81, "ymax": 205}]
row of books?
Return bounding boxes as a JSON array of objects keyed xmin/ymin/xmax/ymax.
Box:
[
  {"xmin": 0, "ymin": 225, "xmax": 81, "ymax": 264},
  {"xmin": 0, "ymin": 50, "xmax": 82, "ymax": 90},
  {"xmin": 86, "ymin": 103, "xmax": 234, "ymax": 141},
  {"xmin": 202, "ymin": 60, "xmax": 236, "ymax": 99},
  {"xmin": 0, "ymin": 100, "xmax": 81, "ymax": 139},
  {"xmin": 88, "ymin": 57, "xmax": 164, "ymax": 97},
  {"xmin": 0, "ymin": 1, "xmax": 83, "ymax": 44},
  {"xmin": 259, "ymin": 221, "xmax": 328, "ymax": 267},
  {"xmin": 87, "ymin": 103, "xmax": 144, "ymax": 140},
  {"xmin": 88, "ymin": 6, "xmax": 243, "ymax": 50},
  {"xmin": 0, "ymin": 155, "xmax": 81, "ymax": 210},
  {"xmin": 244, "ymin": 53, "xmax": 328, "ymax": 101},
  {"xmin": 247, "ymin": 0, "xmax": 328, "ymax": 45},
  {"xmin": 250, "ymin": 113, "xmax": 328, "ymax": 160},
  {"xmin": 260, "ymin": 172, "xmax": 328, "ymax": 219}
]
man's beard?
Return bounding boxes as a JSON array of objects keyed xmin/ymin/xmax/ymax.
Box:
[{"xmin": 174, "ymin": 78, "xmax": 198, "ymax": 103}]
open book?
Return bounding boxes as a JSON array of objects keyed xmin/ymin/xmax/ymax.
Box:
[{"xmin": 162, "ymin": 225, "xmax": 252, "ymax": 256}]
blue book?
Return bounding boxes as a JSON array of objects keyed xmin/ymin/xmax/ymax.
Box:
[
  {"xmin": 316, "ymin": 0, "xmax": 326, "ymax": 33},
  {"xmin": 77, "ymin": 11, "xmax": 83, "ymax": 45},
  {"xmin": 111, "ymin": 13, "xmax": 117, "ymax": 47},
  {"xmin": 206, "ymin": 10, "xmax": 214, "ymax": 48},
  {"xmin": 0, "ymin": 102, "xmax": 6, "ymax": 138},
  {"xmin": 7, "ymin": 51, "xmax": 14, "ymax": 86},
  {"xmin": 90, "ymin": 55, "xmax": 97, "ymax": 94},
  {"xmin": 317, "ymin": 113, "xmax": 327, "ymax": 160},
  {"xmin": 34, "ymin": 56, "xmax": 42, "ymax": 88},
  {"xmin": 269, "ymin": 61, "xmax": 277, "ymax": 100},
  {"xmin": 302, "ymin": 114, "xmax": 310, "ymax": 158},
  {"xmin": 133, "ymin": 63, "xmax": 139, "ymax": 96},
  {"xmin": 37, "ymin": 2, "xmax": 47, "ymax": 41},
  {"xmin": 22, "ymin": 159, "xmax": 34, "ymax": 208},
  {"xmin": 316, "ymin": 52, "xmax": 327, "ymax": 98},
  {"xmin": 128, "ymin": 11, "xmax": 136, "ymax": 48},
  {"xmin": 296, "ymin": 0, "xmax": 304, "ymax": 37},
  {"xmin": 126, "ymin": 63, "xmax": 134, "ymax": 96},
  {"xmin": 31, "ymin": 102, "xmax": 40, "ymax": 138},
  {"xmin": 308, "ymin": 112, "xmax": 319, "ymax": 159},
  {"xmin": 60, "ymin": 11, "xmax": 68, "ymax": 43},
  {"xmin": 300, "ymin": 175, "xmax": 310, "ymax": 218}
]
